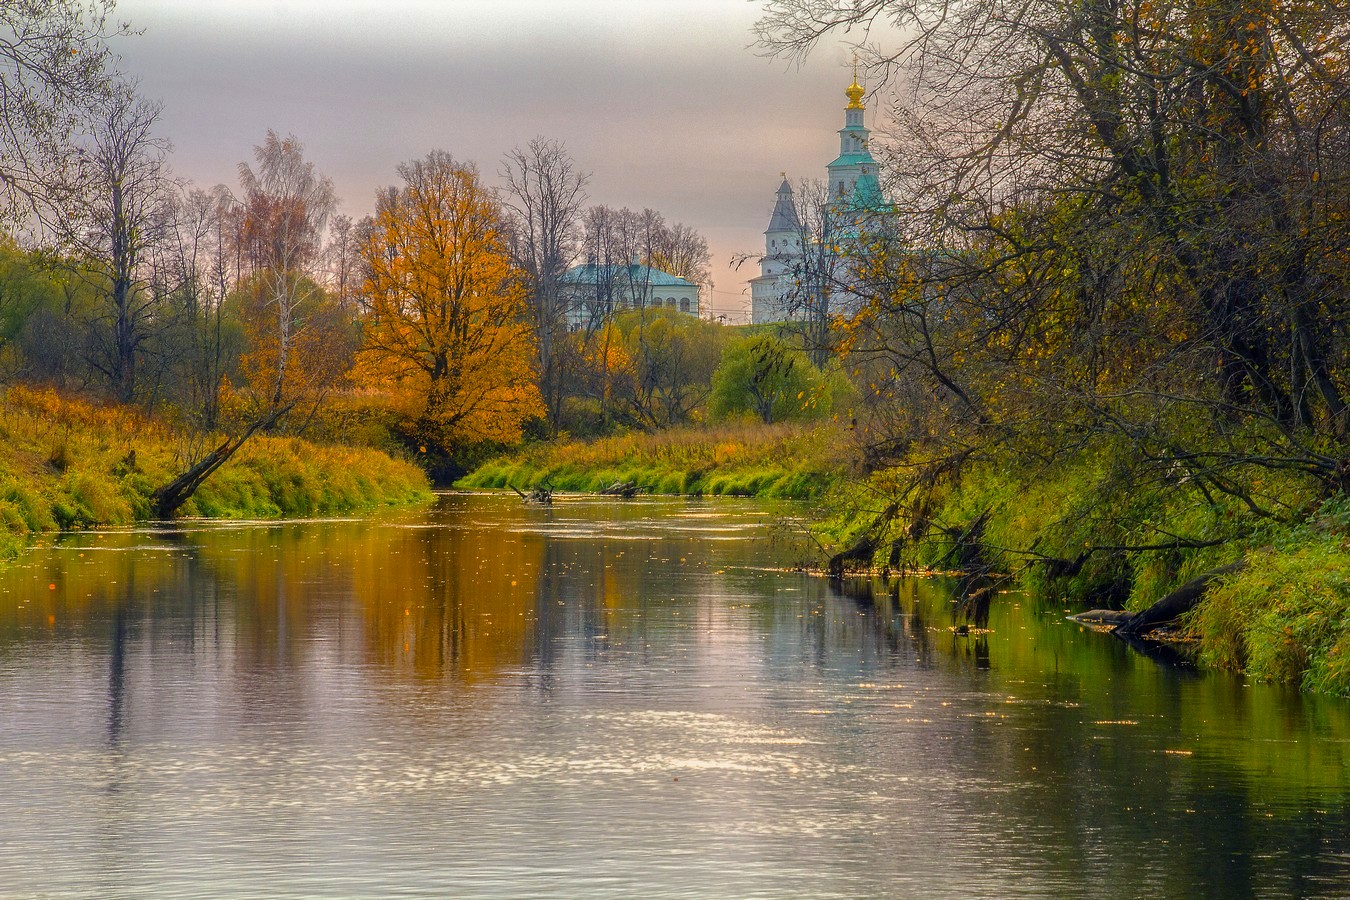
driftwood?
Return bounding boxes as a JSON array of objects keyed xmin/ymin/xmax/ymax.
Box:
[
  {"xmin": 598, "ymin": 480, "xmax": 640, "ymax": 498},
  {"xmin": 1113, "ymin": 560, "xmax": 1247, "ymax": 637},
  {"xmin": 512, "ymin": 483, "xmax": 553, "ymax": 504},
  {"xmin": 1069, "ymin": 609, "xmax": 1136, "ymax": 626}
]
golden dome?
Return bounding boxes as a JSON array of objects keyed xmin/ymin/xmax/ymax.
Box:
[{"xmin": 846, "ymin": 63, "xmax": 865, "ymax": 109}]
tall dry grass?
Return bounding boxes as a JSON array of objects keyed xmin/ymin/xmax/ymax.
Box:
[{"xmin": 0, "ymin": 386, "xmax": 431, "ymax": 559}]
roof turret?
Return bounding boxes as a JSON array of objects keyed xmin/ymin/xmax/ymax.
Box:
[{"xmin": 766, "ymin": 177, "xmax": 801, "ymax": 233}]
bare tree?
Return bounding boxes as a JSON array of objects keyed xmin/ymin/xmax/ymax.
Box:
[
  {"xmin": 648, "ymin": 220, "xmax": 711, "ymax": 291},
  {"xmin": 323, "ymin": 213, "xmax": 359, "ymax": 314},
  {"xmin": 500, "ymin": 137, "xmax": 589, "ymax": 433},
  {"xmin": 0, "ymin": 0, "xmax": 126, "ymax": 228},
  {"xmin": 61, "ymin": 82, "xmax": 173, "ymax": 403}
]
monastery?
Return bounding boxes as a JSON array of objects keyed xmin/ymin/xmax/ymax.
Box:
[{"xmin": 750, "ymin": 73, "xmax": 886, "ymax": 325}]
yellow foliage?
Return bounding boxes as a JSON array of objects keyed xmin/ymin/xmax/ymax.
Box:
[{"xmin": 357, "ymin": 152, "xmax": 543, "ymax": 448}]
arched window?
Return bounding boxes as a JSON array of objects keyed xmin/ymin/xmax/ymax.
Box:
[
  {"xmin": 679, "ymin": 297, "xmax": 690, "ymax": 313},
  {"xmin": 666, "ymin": 297, "xmax": 676, "ymax": 308}
]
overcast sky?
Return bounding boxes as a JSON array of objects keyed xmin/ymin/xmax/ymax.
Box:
[{"xmin": 112, "ymin": 0, "xmax": 863, "ymax": 322}]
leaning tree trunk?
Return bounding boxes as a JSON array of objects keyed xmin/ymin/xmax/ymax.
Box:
[
  {"xmin": 151, "ymin": 404, "xmax": 292, "ymax": 518},
  {"xmin": 1113, "ymin": 560, "xmax": 1247, "ymax": 638}
]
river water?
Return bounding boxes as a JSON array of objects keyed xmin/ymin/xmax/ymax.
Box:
[{"xmin": 0, "ymin": 493, "xmax": 1347, "ymax": 897}]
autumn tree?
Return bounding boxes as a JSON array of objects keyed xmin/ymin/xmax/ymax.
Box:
[
  {"xmin": 758, "ymin": 0, "xmax": 1350, "ymax": 517},
  {"xmin": 501, "ymin": 137, "xmax": 589, "ymax": 433},
  {"xmin": 234, "ymin": 130, "xmax": 346, "ymax": 419},
  {"xmin": 358, "ymin": 150, "xmax": 542, "ymax": 454}
]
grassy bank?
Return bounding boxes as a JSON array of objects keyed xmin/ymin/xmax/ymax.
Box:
[
  {"xmin": 0, "ymin": 386, "xmax": 433, "ymax": 560},
  {"xmin": 468, "ymin": 424, "xmax": 1349, "ymax": 695},
  {"xmin": 457, "ymin": 422, "xmax": 846, "ymax": 500},
  {"xmin": 821, "ymin": 448, "xmax": 1350, "ymax": 696}
]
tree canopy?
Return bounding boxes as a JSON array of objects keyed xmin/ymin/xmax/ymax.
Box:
[{"xmin": 358, "ymin": 151, "xmax": 543, "ymax": 450}]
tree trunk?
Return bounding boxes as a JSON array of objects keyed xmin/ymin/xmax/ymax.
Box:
[
  {"xmin": 151, "ymin": 405, "xmax": 292, "ymax": 518},
  {"xmin": 1114, "ymin": 560, "xmax": 1247, "ymax": 637}
]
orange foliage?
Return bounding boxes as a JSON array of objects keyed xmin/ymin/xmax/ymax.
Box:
[
  {"xmin": 235, "ymin": 271, "xmax": 355, "ymax": 416},
  {"xmin": 358, "ymin": 151, "xmax": 542, "ymax": 447}
]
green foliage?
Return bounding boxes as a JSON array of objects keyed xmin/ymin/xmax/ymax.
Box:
[
  {"xmin": 0, "ymin": 386, "xmax": 432, "ymax": 559},
  {"xmin": 709, "ymin": 334, "xmax": 843, "ymax": 424},
  {"xmin": 459, "ymin": 422, "xmax": 845, "ymax": 500},
  {"xmin": 612, "ymin": 309, "xmax": 727, "ymax": 428},
  {"xmin": 1193, "ymin": 501, "xmax": 1350, "ymax": 696}
]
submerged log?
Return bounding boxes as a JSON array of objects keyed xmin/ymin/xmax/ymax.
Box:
[
  {"xmin": 1113, "ymin": 560, "xmax": 1247, "ymax": 637},
  {"xmin": 1069, "ymin": 609, "xmax": 1136, "ymax": 626},
  {"xmin": 512, "ymin": 483, "xmax": 553, "ymax": 504},
  {"xmin": 598, "ymin": 480, "xmax": 640, "ymax": 498}
]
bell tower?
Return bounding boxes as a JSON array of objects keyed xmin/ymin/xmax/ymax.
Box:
[{"xmin": 826, "ymin": 65, "xmax": 876, "ymax": 199}]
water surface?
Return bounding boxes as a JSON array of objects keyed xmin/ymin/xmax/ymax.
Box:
[{"xmin": 1, "ymin": 494, "xmax": 1347, "ymax": 897}]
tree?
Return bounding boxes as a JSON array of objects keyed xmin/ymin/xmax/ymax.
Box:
[
  {"xmin": 153, "ymin": 184, "xmax": 243, "ymax": 428},
  {"xmin": 614, "ymin": 309, "xmax": 724, "ymax": 428},
  {"xmin": 757, "ymin": 0, "xmax": 1350, "ymax": 518},
  {"xmin": 648, "ymin": 220, "xmax": 711, "ymax": 289},
  {"xmin": 501, "ymin": 137, "xmax": 589, "ymax": 433},
  {"xmin": 234, "ymin": 130, "xmax": 342, "ymax": 417},
  {"xmin": 358, "ymin": 150, "xmax": 543, "ymax": 452},
  {"xmin": 63, "ymin": 83, "xmax": 173, "ymax": 403},
  {"xmin": 710, "ymin": 333, "xmax": 836, "ymax": 424},
  {"xmin": 152, "ymin": 134, "xmax": 348, "ymax": 518},
  {"xmin": 778, "ymin": 178, "xmax": 851, "ymax": 370},
  {"xmin": 0, "ymin": 0, "xmax": 125, "ymax": 227}
]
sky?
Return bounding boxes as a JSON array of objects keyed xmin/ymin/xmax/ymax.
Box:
[{"xmin": 111, "ymin": 0, "xmax": 863, "ymax": 322}]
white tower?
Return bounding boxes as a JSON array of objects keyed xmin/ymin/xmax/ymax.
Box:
[{"xmin": 750, "ymin": 177, "xmax": 804, "ymax": 325}]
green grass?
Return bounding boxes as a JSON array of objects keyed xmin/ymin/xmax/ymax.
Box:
[
  {"xmin": 0, "ymin": 385, "xmax": 432, "ymax": 560},
  {"xmin": 458, "ymin": 422, "xmax": 847, "ymax": 500},
  {"xmin": 804, "ymin": 439, "xmax": 1350, "ymax": 695},
  {"xmin": 1190, "ymin": 499, "xmax": 1350, "ymax": 696}
]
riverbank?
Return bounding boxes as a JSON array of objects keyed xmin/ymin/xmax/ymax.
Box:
[
  {"xmin": 0, "ymin": 386, "xmax": 432, "ymax": 560},
  {"xmin": 827, "ymin": 453, "xmax": 1350, "ymax": 697},
  {"xmin": 463, "ymin": 430, "xmax": 1350, "ymax": 696},
  {"xmin": 457, "ymin": 422, "xmax": 846, "ymax": 501}
]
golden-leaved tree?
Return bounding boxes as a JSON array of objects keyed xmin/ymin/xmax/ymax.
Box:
[{"xmin": 358, "ymin": 151, "xmax": 542, "ymax": 451}]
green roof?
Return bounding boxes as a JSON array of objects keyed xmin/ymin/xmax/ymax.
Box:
[
  {"xmin": 827, "ymin": 151, "xmax": 877, "ymax": 169},
  {"xmin": 563, "ymin": 263, "xmax": 696, "ymax": 288}
]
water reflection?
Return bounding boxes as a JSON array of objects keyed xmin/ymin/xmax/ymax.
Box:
[{"xmin": 0, "ymin": 494, "xmax": 1346, "ymax": 897}]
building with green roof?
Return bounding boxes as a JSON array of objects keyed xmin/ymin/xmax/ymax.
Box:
[
  {"xmin": 751, "ymin": 72, "xmax": 891, "ymax": 325},
  {"xmin": 562, "ymin": 261, "xmax": 700, "ymax": 330}
]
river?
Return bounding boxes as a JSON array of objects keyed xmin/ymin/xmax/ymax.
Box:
[{"xmin": 0, "ymin": 493, "xmax": 1347, "ymax": 897}]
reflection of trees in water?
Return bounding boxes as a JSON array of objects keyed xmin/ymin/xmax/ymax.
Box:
[
  {"xmin": 820, "ymin": 575, "xmax": 938, "ymax": 671},
  {"xmin": 4, "ymin": 498, "xmax": 1350, "ymax": 884},
  {"xmin": 823, "ymin": 572, "xmax": 1350, "ymax": 895}
]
